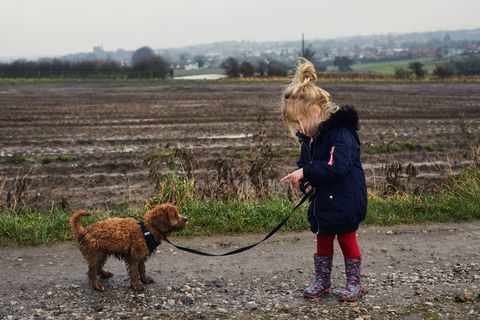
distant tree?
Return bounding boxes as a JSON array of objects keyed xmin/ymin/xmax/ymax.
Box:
[
  {"xmin": 267, "ymin": 60, "xmax": 289, "ymax": 76},
  {"xmin": 132, "ymin": 55, "xmax": 170, "ymax": 78},
  {"xmin": 408, "ymin": 61, "xmax": 427, "ymax": 79},
  {"xmin": 394, "ymin": 67, "xmax": 410, "ymax": 79},
  {"xmin": 453, "ymin": 55, "xmax": 480, "ymax": 76},
  {"xmin": 238, "ymin": 61, "xmax": 255, "ymax": 77},
  {"xmin": 221, "ymin": 57, "xmax": 240, "ymax": 78},
  {"xmin": 193, "ymin": 55, "xmax": 207, "ymax": 68},
  {"xmin": 131, "ymin": 46, "xmax": 156, "ymax": 66},
  {"xmin": 179, "ymin": 52, "xmax": 191, "ymax": 66},
  {"xmin": 314, "ymin": 63, "xmax": 327, "ymax": 73},
  {"xmin": 299, "ymin": 45, "xmax": 316, "ymax": 62},
  {"xmin": 256, "ymin": 60, "xmax": 269, "ymax": 76},
  {"xmin": 433, "ymin": 63, "xmax": 455, "ymax": 78},
  {"xmin": 333, "ymin": 56, "xmax": 353, "ymax": 72}
]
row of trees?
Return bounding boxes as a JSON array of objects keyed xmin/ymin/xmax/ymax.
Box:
[
  {"xmin": 394, "ymin": 55, "xmax": 480, "ymax": 79},
  {"xmin": 220, "ymin": 55, "xmax": 354, "ymax": 78},
  {"xmin": 432, "ymin": 55, "xmax": 480, "ymax": 78},
  {"xmin": 0, "ymin": 46, "xmax": 172, "ymax": 78},
  {"xmin": 221, "ymin": 57, "xmax": 290, "ymax": 77},
  {"xmin": 0, "ymin": 59, "xmax": 125, "ymax": 78}
]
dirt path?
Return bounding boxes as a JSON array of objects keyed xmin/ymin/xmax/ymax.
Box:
[{"xmin": 1, "ymin": 222, "xmax": 480, "ymax": 319}]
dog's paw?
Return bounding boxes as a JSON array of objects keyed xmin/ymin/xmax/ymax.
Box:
[
  {"xmin": 131, "ymin": 282, "xmax": 145, "ymax": 292},
  {"xmin": 141, "ymin": 276, "xmax": 154, "ymax": 284},
  {"xmin": 93, "ymin": 283, "xmax": 105, "ymax": 292}
]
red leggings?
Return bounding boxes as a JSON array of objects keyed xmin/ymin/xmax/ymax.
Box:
[{"xmin": 316, "ymin": 231, "xmax": 361, "ymax": 258}]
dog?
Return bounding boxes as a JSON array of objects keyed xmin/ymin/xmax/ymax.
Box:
[{"xmin": 69, "ymin": 203, "xmax": 187, "ymax": 291}]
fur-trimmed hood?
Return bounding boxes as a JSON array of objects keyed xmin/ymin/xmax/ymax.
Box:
[{"xmin": 322, "ymin": 104, "xmax": 359, "ymax": 131}]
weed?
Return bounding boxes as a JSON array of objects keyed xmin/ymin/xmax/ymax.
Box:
[
  {"xmin": 0, "ymin": 175, "xmax": 6, "ymax": 208},
  {"xmin": 289, "ymin": 149, "xmax": 301, "ymax": 157},
  {"xmin": 234, "ymin": 150, "xmax": 251, "ymax": 159},
  {"xmin": 56, "ymin": 154, "xmax": 70, "ymax": 162},
  {"xmin": 381, "ymin": 161, "xmax": 418, "ymax": 194},
  {"xmin": 41, "ymin": 156, "xmax": 54, "ymax": 164},
  {"xmin": 144, "ymin": 115, "xmax": 279, "ymax": 201},
  {"xmin": 146, "ymin": 172, "xmax": 196, "ymax": 208},
  {"xmin": 1, "ymin": 154, "xmax": 28, "ymax": 164},
  {"xmin": 425, "ymin": 143, "xmax": 444, "ymax": 152},
  {"xmin": 364, "ymin": 141, "xmax": 444, "ymax": 154},
  {"xmin": 246, "ymin": 115, "xmax": 279, "ymax": 197},
  {"xmin": 3, "ymin": 169, "xmax": 34, "ymax": 210},
  {"xmin": 401, "ymin": 140, "xmax": 420, "ymax": 151}
]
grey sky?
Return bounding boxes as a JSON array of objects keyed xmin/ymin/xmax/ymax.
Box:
[{"xmin": 2, "ymin": 0, "xmax": 479, "ymax": 58}]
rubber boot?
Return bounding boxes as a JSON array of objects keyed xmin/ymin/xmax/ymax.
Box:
[
  {"xmin": 339, "ymin": 256, "xmax": 363, "ymax": 301},
  {"xmin": 303, "ymin": 254, "xmax": 332, "ymax": 299}
]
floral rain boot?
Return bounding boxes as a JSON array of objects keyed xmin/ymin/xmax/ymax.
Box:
[
  {"xmin": 303, "ymin": 254, "xmax": 333, "ymax": 299},
  {"xmin": 339, "ymin": 256, "xmax": 363, "ymax": 301}
]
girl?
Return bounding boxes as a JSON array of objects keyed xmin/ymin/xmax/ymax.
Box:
[{"xmin": 280, "ymin": 59, "xmax": 367, "ymax": 301}]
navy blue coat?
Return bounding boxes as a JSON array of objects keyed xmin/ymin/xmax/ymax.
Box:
[{"xmin": 297, "ymin": 105, "xmax": 367, "ymax": 235}]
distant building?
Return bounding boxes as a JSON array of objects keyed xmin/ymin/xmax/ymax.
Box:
[
  {"xmin": 184, "ymin": 62, "xmax": 199, "ymax": 70},
  {"xmin": 442, "ymin": 48, "xmax": 465, "ymax": 57},
  {"xmin": 443, "ymin": 33, "xmax": 453, "ymax": 46},
  {"xmin": 93, "ymin": 45, "xmax": 104, "ymax": 55}
]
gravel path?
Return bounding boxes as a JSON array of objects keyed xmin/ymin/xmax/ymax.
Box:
[{"xmin": 1, "ymin": 222, "xmax": 480, "ymax": 319}]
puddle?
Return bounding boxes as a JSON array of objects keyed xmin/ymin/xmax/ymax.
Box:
[
  {"xmin": 174, "ymin": 74, "xmax": 227, "ymax": 80},
  {"xmin": 205, "ymin": 133, "xmax": 254, "ymax": 139}
]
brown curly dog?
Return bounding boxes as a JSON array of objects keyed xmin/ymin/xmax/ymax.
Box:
[{"xmin": 70, "ymin": 203, "xmax": 187, "ymax": 292}]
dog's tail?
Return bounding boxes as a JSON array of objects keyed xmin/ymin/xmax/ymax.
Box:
[{"xmin": 69, "ymin": 210, "xmax": 90, "ymax": 240}]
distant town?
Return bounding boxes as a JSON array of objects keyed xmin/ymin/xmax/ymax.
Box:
[
  {"xmin": 58, "ymin": 28, "xmax": 480, "ymax": 68},
  {"xmin": 1, "ymin": 28, "xmax": 479, "ymax": 78}
]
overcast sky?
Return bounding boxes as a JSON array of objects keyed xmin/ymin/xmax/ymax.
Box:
[{"xmin": 2, "ymin": 0, "xmax": 479, "ymax": 58}]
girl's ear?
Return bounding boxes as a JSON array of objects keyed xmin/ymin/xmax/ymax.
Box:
[{"xmin": 310, "ymin": 105, "xmax": 323, "ymax": 121}]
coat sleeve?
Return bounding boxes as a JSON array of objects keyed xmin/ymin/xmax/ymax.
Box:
[
  {"xmin": 303, "ymin": 128, "xmax": 356, "ymax": 184},
  {"xmin": 296, "ymin": 141, "xmax": 310, "ymax": 169}
]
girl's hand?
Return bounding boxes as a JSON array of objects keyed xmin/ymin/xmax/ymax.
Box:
[{"xmin": 280, "ymin": 168, "xmax": 304, "ymax": 188}]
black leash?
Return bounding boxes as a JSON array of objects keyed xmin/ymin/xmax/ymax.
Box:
[{"xmin": 164, "ymin": 183, "xmax": 313, "ymax": 256}]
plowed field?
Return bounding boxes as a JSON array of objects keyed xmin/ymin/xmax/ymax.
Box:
[{"xmin": 1, "ymin": 81, "xmax": 479, "ymax": 210}]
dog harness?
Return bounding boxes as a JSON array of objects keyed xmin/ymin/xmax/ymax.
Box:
[{"xmin": 138, "ymin": 222, "xmax": 158, "ymax": 254}]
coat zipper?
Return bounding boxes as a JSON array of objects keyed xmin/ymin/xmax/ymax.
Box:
[{"xmin": 302, "ymin": 138, "xmax": 320, "ymax": 234}]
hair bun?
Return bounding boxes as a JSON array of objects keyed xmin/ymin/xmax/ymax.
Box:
[{"xmin": 297, "ymin": 60, "xmax": 317, "ymax": 86}]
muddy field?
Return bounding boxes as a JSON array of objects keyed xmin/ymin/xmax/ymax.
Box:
[{"xmin": 0, "ymin": 81, "xmax": 479, "ymax": 210}]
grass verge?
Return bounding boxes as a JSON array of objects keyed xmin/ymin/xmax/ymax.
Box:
[{"xmin": 0, "ymin": 167, "xmax": 479, "ymax": 247}]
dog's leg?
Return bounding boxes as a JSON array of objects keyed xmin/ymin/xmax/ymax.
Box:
[
  {"xmin": 98, "ymin": 254, "xmax": 113, "ymax": 278},
  {"xmin": 139, "ymin": 261, "xmax": 154, "ymax": 284},
  {"xmin": 127, "ymin": 257, "xmax": 144, "ymax": 291},
  {"xmin": 86, "ymin": 252, "xmax": 105, "ymax": 291}
]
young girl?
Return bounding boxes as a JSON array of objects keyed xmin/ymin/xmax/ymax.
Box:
[{"xmin": 280, "ymin": 59, "xmax": 367, "ymax": 301}]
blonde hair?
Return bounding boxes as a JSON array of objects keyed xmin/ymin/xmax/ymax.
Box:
[{"xmin": 281, "ymin": 58, "xmax": 339, "ymax": 137}]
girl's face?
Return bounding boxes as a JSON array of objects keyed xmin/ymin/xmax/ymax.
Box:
[
  {"xmin": 295, "ymin": 116, "xmax": 318, "ymax": 137},
  {"xmin": 294, "ymin": 107, "xmax": 322, "ymax": 137}
]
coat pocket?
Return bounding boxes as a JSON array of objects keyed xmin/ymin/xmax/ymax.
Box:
[{"xmin": 316, "ymin": 181, "xmax": 355, "ymax": 225}]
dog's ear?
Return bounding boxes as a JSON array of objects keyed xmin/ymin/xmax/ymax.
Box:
[
  {"xmin": 147, "ymin": 203, "xmax": 181, "ymax": 233},
  {"xmin": 149, "ymin": 205, "xmax": 171, "ymax": 233},
  {"xmin": 166, "ymin": 204, "xmax": 180, "ymax": 225}
]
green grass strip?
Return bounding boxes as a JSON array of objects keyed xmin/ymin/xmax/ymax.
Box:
[{"xmin": 1, "ymin": 167, "xmax": 479, "ymax": 247}]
